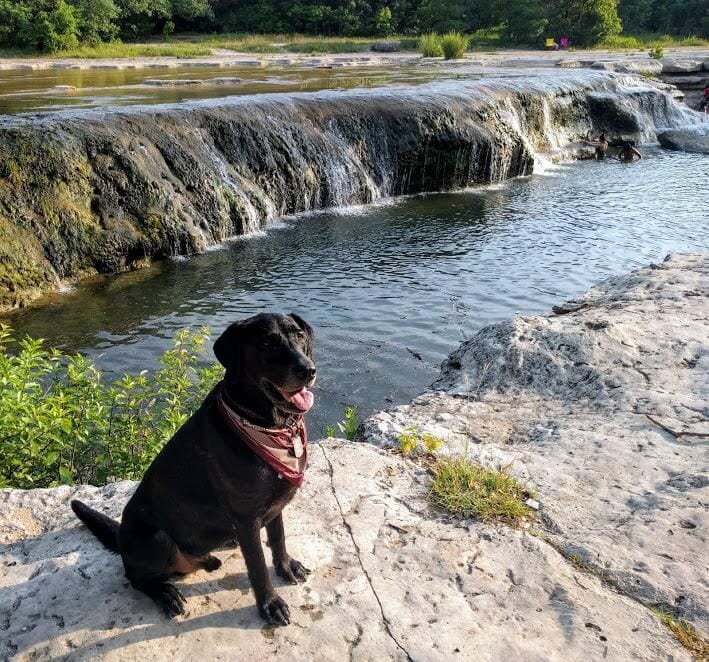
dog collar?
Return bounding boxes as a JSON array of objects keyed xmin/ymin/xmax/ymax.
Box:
[{"xmin": 216, "ymin": 387, "xmax": 308, "ymax": 487}]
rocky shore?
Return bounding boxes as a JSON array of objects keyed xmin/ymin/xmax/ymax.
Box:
[
  {"xmin": 0, "ymin": 46, "xmax": 707, "ymax": 73},
  {"xmin": 1, "ymin": 254, "xmax": 706, "ymax": 660}
]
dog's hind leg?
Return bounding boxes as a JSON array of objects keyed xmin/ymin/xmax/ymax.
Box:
[
  {"xmin": 119, "ymin": 513, "xmax": 188, "ymax": 618},
  {"xmin": 130, "ymin": 577, "xmax": 187, "ymax": 618}
]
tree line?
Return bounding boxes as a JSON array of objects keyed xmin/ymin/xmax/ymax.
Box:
[{"xmin": 0, "ymin": 0, "xmax": 706, "ymax": 53}]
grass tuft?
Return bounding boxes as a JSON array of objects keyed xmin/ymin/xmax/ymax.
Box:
[
  {"xmin": 441, "ymin": 31, "xmax": 468, "ymax": 59},
  {"xmin": 430, "ymin": 457, "xmax": 532, "ymax": 523},
  {"xmin": 651, "ymin": 608, "xmax": 709, "ymax": 660},
  {"xmin": 418, "ymin": 33, "xmax": 443, "ymax": 57}
]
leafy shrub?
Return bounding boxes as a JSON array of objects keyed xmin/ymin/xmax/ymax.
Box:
[
  {"xmin": 441, "ymin": 31, "xmax": 468, "ymax": 59},
  {"xmin": 0, "ymin": 0, "xmax": 80, "ymax": 52},
  {"xmin": 648, "ymin": 44, "xmax": 664, "ymax": 59},
  {"xmin": 418, "ymin": 32, "xmax": 443, "ymax": 57},
  {"xmin": 0, "ymin": 325, "xmax": 223, "ymax": 488},
  {"xmin": 336, "ymin": 406, "xmax": 359, "ymax": 440}
]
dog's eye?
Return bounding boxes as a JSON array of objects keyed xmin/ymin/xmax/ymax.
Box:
[{"xmin": 295, "ymin": 330, "xmax": 305, "ymax": 339}]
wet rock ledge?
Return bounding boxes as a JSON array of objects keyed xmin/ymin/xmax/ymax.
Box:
[{"xmin": 1, "ymin": 254, "xmax": 707, "ymax": 661}]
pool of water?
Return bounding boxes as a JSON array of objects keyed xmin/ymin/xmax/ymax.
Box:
[
  {"xmin": 6, "ymin": 149, "xmax": 709, "ymax": 435},
  {"xmin": 0, "ymin": 63, "xmax": 488, "ymax": 115}
]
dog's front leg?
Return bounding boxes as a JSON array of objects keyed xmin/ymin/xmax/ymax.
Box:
[
  {"xmin": 235, "ymin": 520, "xmax": 291, "ymax": 625},
  {"xmin": 266, "ymin": 514, "xmax": 311, "ymax": 584}
]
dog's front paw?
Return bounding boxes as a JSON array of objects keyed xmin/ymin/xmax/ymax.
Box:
[
  {"xmin": 275, "ymin": 557, "xmax": 311, "ymax": 584},
  {"xmin": 259, "ymin": 593, "xmax": 291, "ymax": 625}
]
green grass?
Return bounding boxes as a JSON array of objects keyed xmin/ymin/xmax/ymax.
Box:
[
  {"xmin": 598, "ymin": 33, "xmax": 709, "ymax": 50},
  {"xmin": 54, "ymin": 41, "xmax": 212, "ymax": 59},
  {"xmin": 650, "ymin": 608, "xmax": 709, "ymax": 660},
  {"xmin": 418, "ymin": 33, "xmax": 443, "ymax": 57},
  {"xmin": 430, "ymin": 457, "xmax": 533, "ymax": 523},
  {"xmin": 2, "ymin": 29, "xmax": 706, "ymax": 60},
  {"xmin": 441, "ymin": 31, "xmax": 469, "ymax": 59}
]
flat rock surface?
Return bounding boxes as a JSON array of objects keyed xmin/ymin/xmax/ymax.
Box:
[
  {"xmin": 0, "ymin": 442, "xmax": 692, "ymax": 661},
  {"xmin": 1, "ymin": 255, "xmax": 706, "ymax": 661},
  {"xmin": 0, "ymin": 47, "xmax": 708, "ymax": 72},
  {"xmin": 365, "ymin": 253, "xmax": 709, "ymax": 640}
]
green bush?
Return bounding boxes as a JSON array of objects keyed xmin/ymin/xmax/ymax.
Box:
[
  {"xmin": 418, "ymin": 32, "xmax": 443, "ymax": 57},
  {"xmin": 648, "ymin": 44, "xmax": 664, "ymax": 59},
  {"xmin": 0, "ymin": 0, "xmax": 80, "ymax": 52},
  {"xmin": 0, "ymin": 325, "xmax": 223, "ymax": 488},
  {"xmin": 441, "ymin": 31, "xmax": 468, "ymax": 59}
]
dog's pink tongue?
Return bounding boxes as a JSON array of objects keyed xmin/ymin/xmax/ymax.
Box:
[{"xmin": 282, "ymin": 387, "xmax": 314, "ymax": 412}]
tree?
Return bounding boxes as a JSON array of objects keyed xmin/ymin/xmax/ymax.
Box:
[
  {"xmin": 115, "ymin": 0, "xmax": 171, "ymax": 38},
  {"xmin": 373, "ymin": 6, "xmax": 394, "ymax": 35},
  {"xmin": 502, "ymin": 0, "xmax": 547, "ymax": 43},
  {"xmin": 415, "ymin": 0, "xmax": 464, "ymax": 33},
  {"xmin": 72, "ymin": 0, "xmax": 120, "ymax": 44},
  {"xmin": 617, "ymin": 0, "xmax": 652, "ymax": 32},
  {"xmin": 545, "ymin": 0, "xmax": 622, "ymax": 45},
  {"xmin": 0, "ymin": 0, "xmax": 80, "ymax": 52}
]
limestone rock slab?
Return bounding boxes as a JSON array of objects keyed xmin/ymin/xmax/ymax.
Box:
[
  {"xmin": 0, "ymin": 441, "xmax": 690, "ymax": 661},
  {"xmin": 364, "ymin": 253, "xmax": 709, "ymax": 639}
]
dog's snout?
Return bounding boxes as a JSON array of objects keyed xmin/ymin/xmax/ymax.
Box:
[{"xmin": 296, "ymin": 365, "xmax": 316, "ymax": 381}]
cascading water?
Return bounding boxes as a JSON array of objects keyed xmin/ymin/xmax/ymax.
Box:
[{"xmin": 0, "ymin": 68, "xmax": 705, "ymax": 311}]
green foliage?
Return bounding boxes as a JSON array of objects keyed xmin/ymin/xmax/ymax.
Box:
[
  {"xmin": 0, "ymin": 325, "xmax": 223, "ymax": 488},
  {"xmin": 336, "ymin": 406, "xmax": 359, "ymax": 440},
  {"xmin": 325, "ymin": 424, "xmax": 336, "ymax": 438},
  {"xmin": 430, "ymin": 457, "xmax": 533, "ymax": 523},
  {"xmin": 398, "ymin": 425, "xmax": 443, "ymax": 455},
  {"xmin": 503, "ymin": 0, "xmax": 547, "ymax": 44},
  {"xmin": 415, "ymin": 0, "xmax": 463, "ymax": 33},
  {"xmin": 0, "ymin": 0, "xmax": 80, "ymax": 52},
  {"xmin": 441, "ymin": 30, "xmax": 468, "ymax": 58},
  {"xmin": 73, "ymin": 0, "xmax": 120, "ymax": 44},
  {"xmin": 0, "ymin": 0, "xmax": 705, "ymax": 53},
  {"xmin": 648, "ymin": 43, "xmax": 664, "ymax": 57},
  {"xmin": 418, "ymin": 32, "xmax": 443, "ymax": 56},
  {"xmin": 373, "ymin": 7, "xmax": 394, "ymax": 36},
  {"xmin": 544, "ymin": 0, "xmax": 622, "ymax": 46}
]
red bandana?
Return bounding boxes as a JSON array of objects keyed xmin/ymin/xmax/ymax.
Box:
[{"xmin": 216, "ymin": 388, "xmax": 308, "ymax": 487}]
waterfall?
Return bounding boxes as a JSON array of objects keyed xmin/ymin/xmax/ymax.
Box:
[{"xmin": 0, "ymin": 68, "xmax": 705, "ymax": 310}]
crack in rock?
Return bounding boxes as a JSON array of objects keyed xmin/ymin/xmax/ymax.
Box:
[{"xmin": 319, "ymin": 444, "xmax": 412, "ymax": 661}]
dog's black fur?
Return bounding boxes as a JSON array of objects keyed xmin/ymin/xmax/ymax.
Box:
[{"xmin": 71, "ymin": 313, "xmax": 316, "ymax": 626}]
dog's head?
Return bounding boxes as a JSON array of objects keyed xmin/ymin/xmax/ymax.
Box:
[{"xmin": 214, "ymin": 313, "xmax": 316, "ymax": 414}]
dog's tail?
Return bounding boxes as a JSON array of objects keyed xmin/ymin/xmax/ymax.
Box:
[{"xmin": 71, "ymin": 500, "xmax": 120, "ymax": 553}]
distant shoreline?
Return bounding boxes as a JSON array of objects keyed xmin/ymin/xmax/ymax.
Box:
[{"xmin": 1, "ymin": 46, "xmax": 708, "ymax": 72}]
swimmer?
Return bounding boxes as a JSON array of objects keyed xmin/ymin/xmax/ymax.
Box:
[
  {"xmin": 595, "ymin": 133, "xmax": 609, "ymax": 160},
  {"xmin": 619, "ymin": 142, "xmax": 642, "ymax": 162}
]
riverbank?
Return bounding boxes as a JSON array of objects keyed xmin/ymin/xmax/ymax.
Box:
[
  {"xmin": 0, "ymin": 46, "xmax": 707, "ymax": 71},
  {"xmin": 1, "ymin": 254, "xmax": 706, "ymax": 660}
]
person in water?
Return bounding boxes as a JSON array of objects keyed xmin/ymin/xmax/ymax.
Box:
[
  {"xmin": 619, "ymin": 142, "xmax": 642, "ymax": 162},
  {"xmin": 560, "ymin": 35, "xmax": 570, "ymax": 50},
  {"xmin": 595, "ymin": 133, "xmax": 609, "ymax": 159},
  {"xmin": 698, "ymin": 84, "xmax": 709, "ymax": 112}
]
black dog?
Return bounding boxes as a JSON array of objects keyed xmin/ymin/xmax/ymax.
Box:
[{"xmin": 71, "ymin": 313, "xmax": 316, "ymax": 626}]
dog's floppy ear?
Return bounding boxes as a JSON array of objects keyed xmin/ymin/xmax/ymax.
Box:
[
  {"xmin": 213, "ymin": 320, "xmax": 246, "ymax": 372},
  {"xmin": 289, "ymin": 312, "xmax": 314, "ymax": 358}
]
